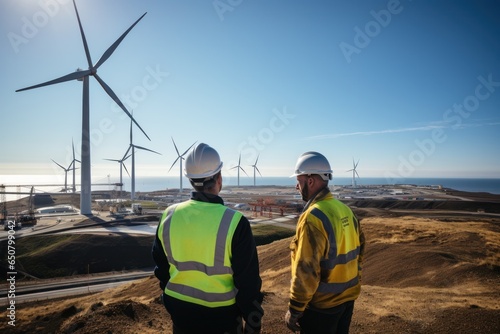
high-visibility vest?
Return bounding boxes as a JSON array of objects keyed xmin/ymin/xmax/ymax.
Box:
[
  {"xmin": 310, "ymin": 198, "xmax": 361, "ymax": 295},
  {"xmin": 293, "ymin": 195, "xmax": 362, "ymax": 308},
  {"xmin": 157, "ymin": 200, "xmax": 242, "ymax": 308}
]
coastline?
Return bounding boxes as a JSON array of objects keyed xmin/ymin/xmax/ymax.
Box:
[{"xmin": 1, "ymin": 183, "xmax": 499, "ymax": 333}]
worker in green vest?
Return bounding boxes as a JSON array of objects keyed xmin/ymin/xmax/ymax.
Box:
[
  {"xmin": 152, "ymin": 143, "xmax": 264, "ymax": 333},
  {"xmin": 285, "ymin": 151, "xmax": 365, "ymax": 334}
]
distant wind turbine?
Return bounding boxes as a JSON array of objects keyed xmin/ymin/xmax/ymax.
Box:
[
  {"xmin": 231, "ymin": 153, "xmax": 248, "ymax": 187},
  {"xmin": 249, "ymin": 154, "xmax": 262, "ymax": 186},
  {"xmin": 104, "ymin": 154, "xmax": 131, "ymax": 198},
  {"xmin": 346, "ymin": 158, "xmax": 360, "ymax": 188},
  {"xmin": 69, "ymin": 139, "xmax": 81, "ymax": 193},
  {"xmin": 16, "ymin": 0, "xmax": 148, "ymax": 215},
  {"xmin": 168, "ymin": 138, "xmax": 196, "ymax": 193},
  {"xmin": 122, "ymin": 116, "xmax": 161, "ymax": 200},
  {"xmin": 51, "ymin": 159, "xmax": 76, "ymax": 192}
]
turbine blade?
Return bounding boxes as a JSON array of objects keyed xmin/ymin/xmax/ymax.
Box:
[
  {"xmin": 122, "ymin": 162, "xmax": 130, "ymax": 177},
  {"xmin": 240, "ymin": 166, "xmax": 249, "ymax": 176},
  {"xmin": 94, "ymin": 12, "xmax": 147, "ymax": 69},
  {"xmin": 181, "ymin": 141, "xmax": 197, "ymax": 157},
  {"xmin": 122, "ymin": 146, "xmax": 132, "ymax": 161},
  {"xmin": 255, "ymin": 166, "xmax": 262, "ymax": 177},
  {"xmin": 133, "ymin": 144, "xmax": 161, "ymax": 155},
  {"xmin": 93, "ymin": 73, "xmax": 150, "ymax": 140},
  {"xmin": 72, "ymin": 0, "xmax": 93, "ymax": 68},
  {"xmin": 255, "ymin": 154, "xmax": 260, "ymax": 165},
  {"xmin": 168, "ymin": 156, "xmax": 181, "ymax": 172},
  {"xmin": 129, "ymin": 116, "xmax": 133, "ymax": 144},
  {"xmin": 104, "ymin": 158, "xmax": 120, "ymax": 162},
  {"xmin": 16, "ymin": 70, "xmax": 90, "ymax": 92},
  {"xmin": 51, "ymin": 159, "xmax": 65, "ymax": 170},
  {"xmin": 171, "ymin": 137, "xmax": 181, "ymax": 156},
  {"xmin": 122, "ymin": 154, "xmax": 132, "ymax": 162},
  {"xmin": 238, "ymin": 153, "xmax": 241, "ymax": 165},
  {"xmin": 355, "ymin": 170, "xmax": 360, "ymax": 178}
]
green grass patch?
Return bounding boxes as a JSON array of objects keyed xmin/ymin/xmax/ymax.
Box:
[
  {"xmin": 15, "ymin": 234, "xmax": 77, "ymax": 257},
  {"xmin": 252, "ymin": 224, "xmax": 295, "ymax": 246}
]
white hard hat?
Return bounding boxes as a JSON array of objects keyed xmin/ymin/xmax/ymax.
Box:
[
  {"xmin": 291, "ymin": 151, "xmax": 332, "ymax": 181},
  {"xmin": 184, "ymin": 143, "xmax": 223, "ymax": 180}
]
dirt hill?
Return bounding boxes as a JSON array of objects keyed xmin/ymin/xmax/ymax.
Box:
[{"xmin": 1, "ymin": 213, "xmax": 499, "ymax": 333}]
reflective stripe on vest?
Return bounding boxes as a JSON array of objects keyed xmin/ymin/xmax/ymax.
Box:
[
  {"xmin": 311, "ymin": 208, "xmax": 361, "ymax": 269},
  {"xmin": 166, "ymin": 282, "xmax": 237, "ymax": 302},
  {"xmin": 310, "ymin": 207, "xmax": 360, "ymax": 293},
  {"xmin": 317, "ymin": 276, "xmax": 359, "ymax": 294},
  {"xmin": 161, "ymin": 204, "xmax": 238, "ymax": 302}
]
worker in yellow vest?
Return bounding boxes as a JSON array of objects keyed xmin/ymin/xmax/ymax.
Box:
[
  {"xmin": 152, "ymin": 143, "xmax": 263, "ymax": 333},
  {"xmin": 285, "ymin": 151, "xmax": 365, "ymax": 334}
]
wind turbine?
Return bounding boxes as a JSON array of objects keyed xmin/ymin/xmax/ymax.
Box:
[
  {"xmin": 69, "ymin": 139, "xmax": 81, "ymax": 193},
  {"xmin": 122, "ymin": 117, "xmax": 160, "ymax": 200},
  {"xmin": 249, "ymin": 154, "xmax": 262, "ymax": 186},
  {"xmin": 230, "ymin": 153, "xmax": 248, "ymax": 187},
  {"xmin": 346, "ymin": 158, "xmax": 360, "ymax": 188},
  {"xmin": 16, "ymin": 0, "xmax": 148, "ymax": 215},
  {"xmin": 168, "ymin": 138, "xmax": 196, "ymax": 193},
  {"xmin": 104, "ymin": 154, "xmax": 131, "ymax": 198},
  {"xmin": 51, "ymin": 159, "xmax": 73, "ymax": 192}
]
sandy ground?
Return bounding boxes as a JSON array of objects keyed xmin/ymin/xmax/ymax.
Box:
[
  {"xmin": 1, "ymin": 186, "xmax": 500, "ymax": 333},
  {"xmin": 2, "ymin": 214, "xmax": 499, "ymax": 333}
]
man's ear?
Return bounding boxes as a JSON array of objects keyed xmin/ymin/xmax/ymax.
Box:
[{"xmin": 307, "ymin": 175, "xmax": 315, "ymax": 187}]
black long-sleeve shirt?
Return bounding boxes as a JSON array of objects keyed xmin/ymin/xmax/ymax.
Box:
[{"xmin": 152, "ymin": 192, "xmax": 263, "ymax": 333}]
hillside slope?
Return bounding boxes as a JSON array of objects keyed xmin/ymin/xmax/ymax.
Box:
[{"xmin": 1, "ymin": 216, "xmax": 500, "ymax": 333}]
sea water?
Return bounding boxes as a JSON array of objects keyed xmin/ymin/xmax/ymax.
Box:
[
  {"xmin": 129, "ymin": 176, "xmax": 500, "ymax": 194},
  {"xmin": 1, "ymin": 175, "xmax": 500, "ymax": 201}
]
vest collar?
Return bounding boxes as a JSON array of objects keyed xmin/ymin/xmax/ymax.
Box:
[{"xmin": 191, "ymin": 191, "xmax": 224, "ymax": 205}]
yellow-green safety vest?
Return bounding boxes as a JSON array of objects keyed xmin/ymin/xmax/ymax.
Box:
[{"xmin": 158, "ymin": 200, "xmax": 242, "ymax": 308}]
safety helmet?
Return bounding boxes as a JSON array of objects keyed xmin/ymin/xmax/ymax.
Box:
[
  {"xmin": 291, "ymin": 151, "xmax": 332, "ymax": 181},
  {"xmin": 184, "ymin": 143, "xmax": 223, "ymax": 181}
]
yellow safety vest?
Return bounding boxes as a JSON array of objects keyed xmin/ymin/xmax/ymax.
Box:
[
  {"xmin": 157, "ymin": 200, "xmax": 242, "ymax": 308},
  {"xmin": 311, "ymin": 198, "xmax": 361, "ymax": 295},
  {"xmin": 291, "ymin": 192, "xmax": 362, "ymax": 310}
]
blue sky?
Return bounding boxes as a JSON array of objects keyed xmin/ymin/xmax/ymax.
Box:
[{"xmin": 1, "ymin": 0, "xmax": 499, "ymax": 186}]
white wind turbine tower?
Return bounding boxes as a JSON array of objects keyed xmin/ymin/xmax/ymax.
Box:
[
  {"xmin": 122, "ymin": 117, "xmax": 161, "ymax": 200},
  {"xmin": 104, "ymin": 154, "xmax": 131, "ymax": 198},
  {"xmin": 168, "ymin": 138, "xmax": 196, "ymax": 193},
  {"xmin": 16, "ymin": 0, "xmax": 148, "ymax": 215},
  {"xmin": 347, "ymin": 158, "xmax": 360, "ymax": 188},
  {"xmin": 69, "ymin": 139, "xmax": 81, "ymax": 193},
  {"xmin": 249, "ymin": 154, "xmax": 262, "ymax": 186},
  {"xmin": 231, "ymin": 153, "xmax": 248, "ymax": 187}
]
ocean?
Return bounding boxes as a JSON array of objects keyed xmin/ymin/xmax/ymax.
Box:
[
  {"xmin": 1, "ymin": 175, "xmax": 500, "ymax": 201},
  {"xmin": 123, "ymin": 176, "xmax": 500, "ymax": 195}
]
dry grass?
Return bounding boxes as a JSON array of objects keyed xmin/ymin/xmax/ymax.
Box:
[{"xmin": 1, "ymin": 215, "xmax": 499, "ymax": 333}]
